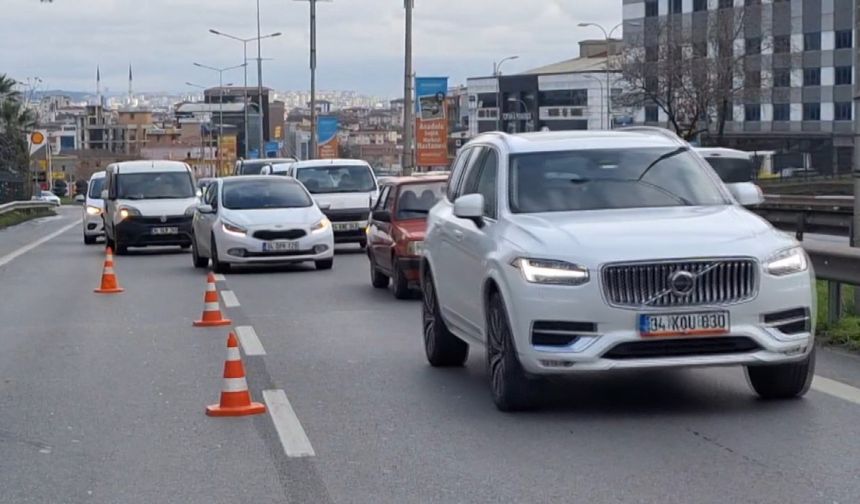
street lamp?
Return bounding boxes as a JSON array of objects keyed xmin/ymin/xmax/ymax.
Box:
[
  {"xmin": 295, "ymin": 0, "xmax": 333, "ymax": 160},
  {"xmin": 578, "ymin": 21, "xmax": 625, "ymax": 129},
  {"xmin": 187, "ymin": 81, "xmax": 233, "ymax": 177},
  {"xmin": 209, "ymin": 29, "xmax": 281, "ymax": 159},
  {"xmin": 581, "ymin": 74, "xmax": 606, "ymax": 129},
  {"xmin": 193, "ymin": 62, "xmax": 245, "ymax": 176},
  {"xmin": 493, "ymin": 55, "xmax": 519, "ymax": 76},
  {"xmin": 493, "ymin": 55, "xmax": 519, "ymax": 131}
]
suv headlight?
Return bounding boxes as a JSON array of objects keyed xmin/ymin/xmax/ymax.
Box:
[
  {"xmin": 118, "ymin": 206, "xmax": 141, "ymax": 220},
  {"xmin": 406, "ymin": 240, "xmax": 425, "ymax": 256},
  {"xmin": 86, "ymin": 205, "xmax": 102, "ymax": 216},
  {"xmin": 512, "ymin": 258, "xmax": 590, "ymax": 286},
  {"xmin": 311, "ymin": 217, "xmax": 331, "ymax": 233},
  {"xmin": 765, "ymin": 247, "xmax": 808, "ymax": 276},
  {"xmin": 221, "ymin": 220, "xmax": 248, "ymax": 237}
]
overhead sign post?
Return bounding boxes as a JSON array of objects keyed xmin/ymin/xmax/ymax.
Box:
[
  {"xmin": 415, "ymin": 77, "xmax": 449, "ymax": 168},
  {"xmin": 317, "ymin": 116, "xmax": 339, "ymax": 159}
]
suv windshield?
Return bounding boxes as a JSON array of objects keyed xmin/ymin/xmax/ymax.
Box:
[
  {"xmin": 702, "ymin": 157, "xmax": 755, "ymax": 183},
  {"xmin": 222, "ymin": 180, "xmax": 312, "ymax": 210},
  {"xmin": 88, "ymin": 178, "xmax": 105, "ymax": 198},
  {"xmin": 296, "ymin": 165, "xmax": 376, "ymax": 194},
  {"xmin": 396, "ymin": 182, "xmax": 445, "ymax": 219},
  {"xmin": 116, "ymin": 172, "xmax": 195, "ymax": 200},
  {"xmin": 510, "ymin": 147, "xmax": 728, "ymax": 213}
]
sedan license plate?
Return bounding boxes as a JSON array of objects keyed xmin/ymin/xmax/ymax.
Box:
[
  {"xmin": 151, "ymin": 226, "xmax": 179, "ymax": 235},
  {"xmin": 639, "ymin": 311, "xmax": 730, "ymax": 338},
  {"xmin": 262, "ymin": 241, "xmax": 299, "ymax": 252},
  {"xmin": 332, "ymin": 222, "xmax": 360, "ymax": 232}
]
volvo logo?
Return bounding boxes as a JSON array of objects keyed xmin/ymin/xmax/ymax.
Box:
[
  {"xmin": 160, "ymin": 215, "xmax": 167, "ymax": 223},
  {"xmin": 669, "ymin": 270, "xmax": 696, "ymax": 297}
]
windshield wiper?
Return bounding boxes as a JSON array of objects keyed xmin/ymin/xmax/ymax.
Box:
[{"xmin": 637, "ymin": 146, "xmax": 688, "ymax": 181}]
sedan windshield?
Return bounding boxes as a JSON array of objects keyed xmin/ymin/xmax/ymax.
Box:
[
  {"xmin": 296, "ymin": 165, "xmax": 376, "ymax": 194},
  {"xmin": 116, "ymin": 172, "xmax": 195, "ymax": 200},
  {"xmin": 509, "ymin": 147, "xmax": 729, "ymax": 213},
  {"xmin": 222, "ymin": 180, "xmax": 313, "ymax": 210},
  {"xmin": 88, "ymin": 178, "xmax": 105, "ymax": 198},
  {"xmin": 396, "ymin": 182, "xmax": 445, "ymax": 220}
]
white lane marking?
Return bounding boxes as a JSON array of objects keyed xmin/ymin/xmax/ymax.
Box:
[
  {"xmin": 235, "ymin": 326, "xmax": 266, "ymax": 356},
  {"xmin": 812, "ymin": 375, "xmax": 860, "ymax": 406},
  {"xmin": 263, "ymin": 389, "xmax": 316, "ymax": 458},
  {"xmin": 212, "ymin": 273, "xmax": 226, "ymax": 282},
  {"xmin": 0, "ymin": 220, "xmax": 81, "ymax": 269},
  {"xmin": 221, "ymin": 290, "xmax": 240, "ymax": 308}
]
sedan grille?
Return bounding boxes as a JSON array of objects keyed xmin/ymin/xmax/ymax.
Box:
[
  {"xmin": 602, "ymin": 259, "xmax": 757, "ymax": 308},
  {"xmin": 603, "ymin": 337, "xmax": 761, "ymax": 360},
  {"xmin": 252, "ymin": 229, "xmax": 307, "ymax": 241}
]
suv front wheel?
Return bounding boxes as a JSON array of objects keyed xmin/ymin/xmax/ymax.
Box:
[
  {"xmin": 746, "ymin": 347, "xmax": 816, "ymax": 400},
  {"xmin": 421, "ymin": 268, "xmax": 468, "ymax": 367},
  {"xmin": 487, "ymin": 291, "xmax": 538, "ymax": 412}
]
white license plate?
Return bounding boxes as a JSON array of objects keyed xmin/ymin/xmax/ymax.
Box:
[
  {"xmin": 263, "ymin": 241, "xmax": 299, "ymax": 252},
  {"xmin": 151, "ymin": 226, "xmax": 179, "ymax": 235},
  {"xmin": 332, "ymin": 222, "xmax": 361, "ymax": 232},
  {"xmin": 638, "ymin": 311, "xmax": 730, "ymax": 338}
]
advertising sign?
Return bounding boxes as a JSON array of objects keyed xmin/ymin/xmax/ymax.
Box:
[
  {"xmin": 29, "ymin": 130, "xmax": 48, "ymax": 155},
  {"xmin": 221, "ymin": 135, "xmax": 237, "ymax": 176},
  {"xmin": 317, "ymin": 116, "xmax": 339, "ymax": 159},
  {"xmin": 415, "ymin": 77, "xmax": 449, "ymax": 167}
]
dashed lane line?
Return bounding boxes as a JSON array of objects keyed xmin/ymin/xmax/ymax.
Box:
[
  {"xmin": 263, "ymin": 389, "xmax": 316, "ymax": 458},
  {"xmin": 235, "ymin": 326, "xmax": 266, "ymax": 356},
  {"xmin": 0, "ymin": 220, "xmax": 81, "ymax": 269},
  {"xmin": 221, "ymin": 290, "xmax": 240, "ymax": 308},
  {"xmin": 812, "ymin": 375, "xmax": 860, "ymax": 406}
]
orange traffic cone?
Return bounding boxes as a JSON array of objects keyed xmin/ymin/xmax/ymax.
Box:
[
  {"xmin": 94, "ymin": 247, "xmax": 124, "ymax": 294},
  {"xmin": 207, "ymin": 332, "xmax": 266, "ymax": 417},
  {"xmin": 193, "ymin": 273, "xmax": 231, "ymax": 327}
]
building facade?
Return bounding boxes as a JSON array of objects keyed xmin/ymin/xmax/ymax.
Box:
[{"xmin": 623, "ymin": 0, "xmax": 856, "ymax": 174}]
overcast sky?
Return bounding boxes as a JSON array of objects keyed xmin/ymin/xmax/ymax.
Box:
[{"xmin": 1, "ymin": 0, "xmax": 622, "ymax": 97}]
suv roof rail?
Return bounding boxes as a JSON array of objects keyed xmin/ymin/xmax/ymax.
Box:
[{"xmin": 616, "ymin": 126, "xmax": 687, "ymax": 146}]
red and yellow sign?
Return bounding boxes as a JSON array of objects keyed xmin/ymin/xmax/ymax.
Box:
[{"xmin": 415, "ymin": 77, "xmax": 449, "ymax": 167}]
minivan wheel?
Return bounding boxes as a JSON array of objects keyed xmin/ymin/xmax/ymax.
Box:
[
  {"xmin": 746, "ymin": 346, "xmax": 816, "ymax": 400},
  {"xmin": 210, "ymin": 234, "xmax": 230, "ymax": 273},
  {"xmin": 370, "ymin": 256, "xmax": 389, "ymax": 288},
  {"xmin": 487, "ymin": 292, "xmax": 538, "ymax": 412},
  {"xmin": 84, "ymin": 234, "xmax": 97, "ymax": 245},
  {"xmin": 421, "ymin": 269, "xmax": 468, "ymax": 367},
  {"xmin": 191, "ymin": 237, "xmax": 209, "ymax": 269}
]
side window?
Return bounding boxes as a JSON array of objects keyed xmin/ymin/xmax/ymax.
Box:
[
  {"xmin": 475, "ymin": 150, "xmax": 498, "ymax": 218},
  {"xmin": 446, "ymin": 148, "xmax": 474, "ymax": 201},
  {"xmin": 374, "ymin": 186, "xmax": 390, "ymax": 212},
  {"xmin": 205, "ymin": 184, "xmax": 219, "ymax": 208},
  {"xmin": 460, "ymin": 147, "xmax": 487, "ymax": 196},
  {"xmin": 385, "ymin": 187, "xmax": 397, "ymax": 212}
]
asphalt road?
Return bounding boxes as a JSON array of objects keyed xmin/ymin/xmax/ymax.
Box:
[{"xmin": 2, "ymin": 208, "xmax": 860, "ymax": 504}]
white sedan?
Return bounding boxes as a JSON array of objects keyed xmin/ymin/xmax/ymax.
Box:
[
  {"xmin": 191, "ymin": 176, "xmax": 334, "ymax": 272},
  {"xmin": 33, "ymin": 191, "xmax": 61, "ymax": 206}
]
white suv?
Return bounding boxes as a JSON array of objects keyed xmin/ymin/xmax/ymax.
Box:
[{"xmin": 421, "ymin": 130, "xmax": 816, "ymax": 411}]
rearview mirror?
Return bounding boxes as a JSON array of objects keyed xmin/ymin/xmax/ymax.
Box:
[
  {"xmin": 726, "ymin": 182, "xmax": 763, "ymax": 207},
  {"xmin": 318, "ymin": 202, "xmax": 332, "ymax": 211},
  {"xmin": 373, "ymin": 210, "xmax": 391, "ymax": 223},
  {"xmin": 197, "ymin": 204, "xmax": 215, "ymax": 214},
  {"xmin": 453, "ymin": 193, "xmax": 485, "ymax": 227}
]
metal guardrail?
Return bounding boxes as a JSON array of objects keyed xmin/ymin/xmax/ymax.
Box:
[
  {"xmin": 802, "ymin": 241, "xmax": 860, "ymax": 324},
  {"xmin": 754, "ymin": 194, "xmax": 854, "ymax": 238},
  {"xmin": 0, "ymin": 200, "xmax": 59, "ymax": 216}
]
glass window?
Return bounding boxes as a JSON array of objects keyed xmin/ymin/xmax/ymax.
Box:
[
  {"xmin": 205, "ymin": 184, "xmax": 219, "ymax": 207},
  {"xmin": 835, "ymin": 30, "xmax": 853, "ymax": 50},
  {"xmin": 670, "ymin": 0, "xmax": 682, "ymax": 14},
  {"xmin": 236, "ymin": 159, "xmax": 296, "ymax": 175},
  {"xmin": 744, "ymin": 0, "xmax": 761, "ymax": 5},
  {"xmin": 718, "ymin": 0, "xmax": 733, "ymax": 8},
  {"xmin": 744, "ymin": 104, "xmax": 761, "ymax": 122},
  {"xmin": 773, "ymin": 69, "xmax": 791, "ymax": 88},
  {"xmin": 116, "ymin": 172, "xmax": 195, "ymax": 199},
  {"xmin": 835, "ymin": 102, "xmax": 853, "ymax": 121},
  {"xmin": 396, "ymin": 182, "xmax": 446, "ymax": 220},
  {"xmin": 645, "ymin": 0, "xmax": 658, "ymax": 17},
  {"xmin": 702, "ymin": 157, "xmax": 755, "ymax": 183},
  {"xmin": 508, "ymin": 147, "xmax": 728, "ymax": 214},
  {"xmin": 773, "ymin": 36, "xmax": 791, "ymax": 54},
  {"xmin": 373, "ymin": 185, "xmax": 391, "ymax": 211},
  {"xmin": 693, "ymin": 0, "xmax": 708, "ymax": 10},
  {"xmin": 773, "ymin": 103, "xmax": 791, "ymax": 121},
  {"xmin": 802, "ymin": 103, "xmax": 821, "ymax": 121},
  {"xmin": 835, "ymin": 66, "xmax": 852, "ymax": 85},
  {"xmin": 88, "ymin": 177, "xmax": 105, "ymax": 198},
  {"xmin": 460, "ymin": 148, "xmax": 487, "ymax": 196},
  {"xmin": 446, "ymin": 148, "xmax": 474, "ymax": 201},
  {"xmin": 538, "ymin": 89, "xmax": 587, "ymax": 107},
  {"xmin": 693, "ymin": 42, "xmax": 708, "ymax": 58},
  {"xmin": 295, "ymin": 165, "xmax": 376, "ymax": 194},
  {"xmin": 222, "ymin": 180, "xmax": 312, "ymax": 210},
  {"xmin": 804, "ymin": 32, "xmax": 821, "ymax": 51},
  {"xmin": 745, "ymin": 37, "xmax": 761, "ymax": 55},
  {"xmin": 803, "ymin": 68, "xmax": 821, "ymax": 86},
  {"xmin": 474, "ymin": 150, "xmax": 499, "ymax": 218},
  {"xmin": 645, "ymin": 106, "xmax": 659, "ymax": 122},
  {"xmin": 745, "ymin": 70, "xmax": 761, "ymax": 88}
]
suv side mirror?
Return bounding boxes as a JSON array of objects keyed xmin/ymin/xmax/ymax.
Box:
[
  {"xmin": 453, "ymin": 193, "xmax": 485, "ymax": 227},
  {"xmin": 197, "ymin": 204, "xmax": 215, "ymax": 214},
  {"xmin": 318, "ymin": 202, "xmax": 332, "ymax": 211},
  {"xmin": 726, "ymin": 182, "xmax": 763, "ymax": 207},
  {"xmin": 373, "ymin": 210, "xmax": 391, "ymax": 223},
  {"xmin": 100, "ymin": 189, "xmax": 109, "ymax": 200}
]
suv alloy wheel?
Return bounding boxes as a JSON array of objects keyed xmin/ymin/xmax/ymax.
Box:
[
  {"xmin": 421, "ymin": 268, "xmax": 469, "ymax": 367},
  {"xmin": 487, "ymin": 292, "xmax": 538, "ymax": 411}
]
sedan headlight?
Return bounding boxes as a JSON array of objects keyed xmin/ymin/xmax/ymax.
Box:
[
  {"xmin": 311, "ymin": 217, "xmax": 331, "ymax": 234},
  {"xmin": 512, "ymin": 258, "xmax": 590, "ymax": 286},
  {"xmin": 221, "ymin": 220, "xmax": 248, "ymax": 237},
  {"xmin": 86, "ymin": 205, "xmax": 102, "ymax": 216},
  {"xmin": 406, "ymin": 240, "xmax": 425, "ymax": 256},
  {"xmin": 765, "ymin": 247, "xmax": 808, "ymax": 276},
  {"xmin": 118, "ymin": 206, "xmax": 141, "ymax": 220}
]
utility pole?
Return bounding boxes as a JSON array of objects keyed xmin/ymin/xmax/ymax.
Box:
[
  {"xmin": 403, "ymin": 0, "xmax": 414, "ymax": 175},
  {"xmin": 256, "ymin": 0, "xmax": 266, "ymax": 158},
  {"xmin": 852, "ymin": 0, "xmax": 860, "ymax": 312},
  {"xmin": 295, "ymin": 0, "xmax": 331, "ymax": 160}
]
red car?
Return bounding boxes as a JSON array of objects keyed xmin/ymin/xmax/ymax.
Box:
[{"xmin": 367, "ymin": 175, "xmax": 448, "ymax": 298}]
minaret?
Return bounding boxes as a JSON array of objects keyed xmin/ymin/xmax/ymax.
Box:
[
  {"xmin": 96, "ymin": 65, "xmax": 101, "ymax": 107},
  {"xmin": 128, "ymin": 64, "xmax": 133, "ymax": 106}
]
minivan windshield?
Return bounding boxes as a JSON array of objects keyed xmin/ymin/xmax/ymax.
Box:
[
  {"xmin": 222, "ymin": 180, "xmax": 313, "ymax": 210},
  {"xmin": 238, "ymin": 159, "xmax": 296, "ymax": 175},
  {"xmin": 702, "ymin": 157, "xmax": 755, "ymax": 183},
  {"xmin": 509, "ymin": 147, "xmax": 729, "ymax": 213},
  {"xmin": 88, "ymin": 177, "xmax": 105, "ymax": 198},
  {"xmin": 296, "ymin": 165, "xmax": 376, "ymax": 194},
  {"xmin": 116, "ymin": 172, "xmax": 195, "ymax": 200}
]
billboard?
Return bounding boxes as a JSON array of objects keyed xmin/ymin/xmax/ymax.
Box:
[
  {"xmin": 317, "ymin": 116, "xmax": 339, "ymax": 159},
  {"xmin": 220, "ymin": 135, "xmax": 237, "ymax": 176},
  {"xmin": 415, "ymin": 77, "xmax": 449, "ymax": 167}
]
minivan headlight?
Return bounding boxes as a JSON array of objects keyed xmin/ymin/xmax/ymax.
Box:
[
  {"xmin": 765, "ymin": 247, "xmax": 808, "ymax": 276},
  {"xmin": 119, "ymin": 206, "xmax": 141, "ymax": 220},
  {"xmin": 86, "ymin": 205, "xmax": 102, "ymax": 216},
  {"xmin": 311, "ymin": 217, "xmax": 331, "ymax": 233},
  {"xmin": 221, "ymin": 220, "xmax": 248, "ymax": 237},
  {"xmin": 512, "ymin": 258, "xmax": 590, "ymax": 285}
]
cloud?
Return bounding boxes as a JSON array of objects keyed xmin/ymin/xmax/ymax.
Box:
[{"xmin": 0, "ymin": 0, "xmax": 621, "ymax": 96}]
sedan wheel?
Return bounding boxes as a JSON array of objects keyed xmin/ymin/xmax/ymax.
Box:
[
  {"xmin": 421, "ymin": 269, "xmax": 468, "ymax": 367},
  {"xmin": 210, "ymin": 233, "xmax": 230, "ymax": 273},
  {"xmin": 487, "ymin": 292, "xmax": 537, "ymax": 412},
  {"xmin": 191, "ymin": 235, "xmax": 209, "ymax": 269}
]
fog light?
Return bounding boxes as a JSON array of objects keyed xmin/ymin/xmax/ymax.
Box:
[
  {"xmin": 227, "ymin": 248, "xmax": 246, "ymax": 257},
  {"xmin": 539, "ymin": 360, "xmax": 573, "ymax": 368},
  {"xmin": 313, "ymin": 245, "xmax": 329, "ymax": 254}
]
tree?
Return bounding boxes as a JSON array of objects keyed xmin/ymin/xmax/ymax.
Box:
[
  {"xmin": 621, "ymin": 7, "xmax": 764, "ymax": 142},
  {"xmin": 0, "ymin": 74, "xmax": 34, "ymax": 202}
]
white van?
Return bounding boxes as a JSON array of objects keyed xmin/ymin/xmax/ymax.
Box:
[
  {"xmin": 82, "ymin": 171, "xmax": 106, "ymax": 245},
  {"xmin": 102, "ymin": 161, "xmax": 198, "ymax": 254},
  {"xmin": 695, "ymin": 147, "xmax": 757, "ymax": 183},
  {"xmin": 288, "ymin": 159, "xmax": 379, "ymax": 248}
]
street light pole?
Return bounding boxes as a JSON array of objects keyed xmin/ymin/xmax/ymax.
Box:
[
  {"xmin": 295, "ymin": 0, "xmax": 331, "ymax": 160},
  {"xmin": 493, "ymin": 55, "xmax": 518, "ymax": 132},
  {"xmin": 578, "ymin": 22, "xmax": 624, "ymax": 129},
  {"xmin": 193, "ymin": 62, "xmax": 245, "ymax": 176},
  {"xmin": 582, "ymin": 74, "xmax": 606, "ymax": 129},
  {"xmin": 402, "ymin": 0, "xmax": 414, "ymax": 174},
  {"xmin": 256, "ymin": 0, "xmax": 265, "ymax": 158}
]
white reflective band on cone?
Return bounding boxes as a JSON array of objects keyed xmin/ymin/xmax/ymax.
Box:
[
  {"xmin": 222, "ymin": 377, "xmax": 248, "ymax": 392},
  {"xmin": 206, "ymin": 283, "xmax": 216, "ymax": 292},
  {"xmin": 204, "ymin": 302, "xmax": 220, "ymax": 311},
  {"xmin": 104, "ymin": 267, "xmax": 115, "ymax": 275},
  {"xmin": 226, "ymin": 347, "xmax": 241, "ymax": 361}
]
